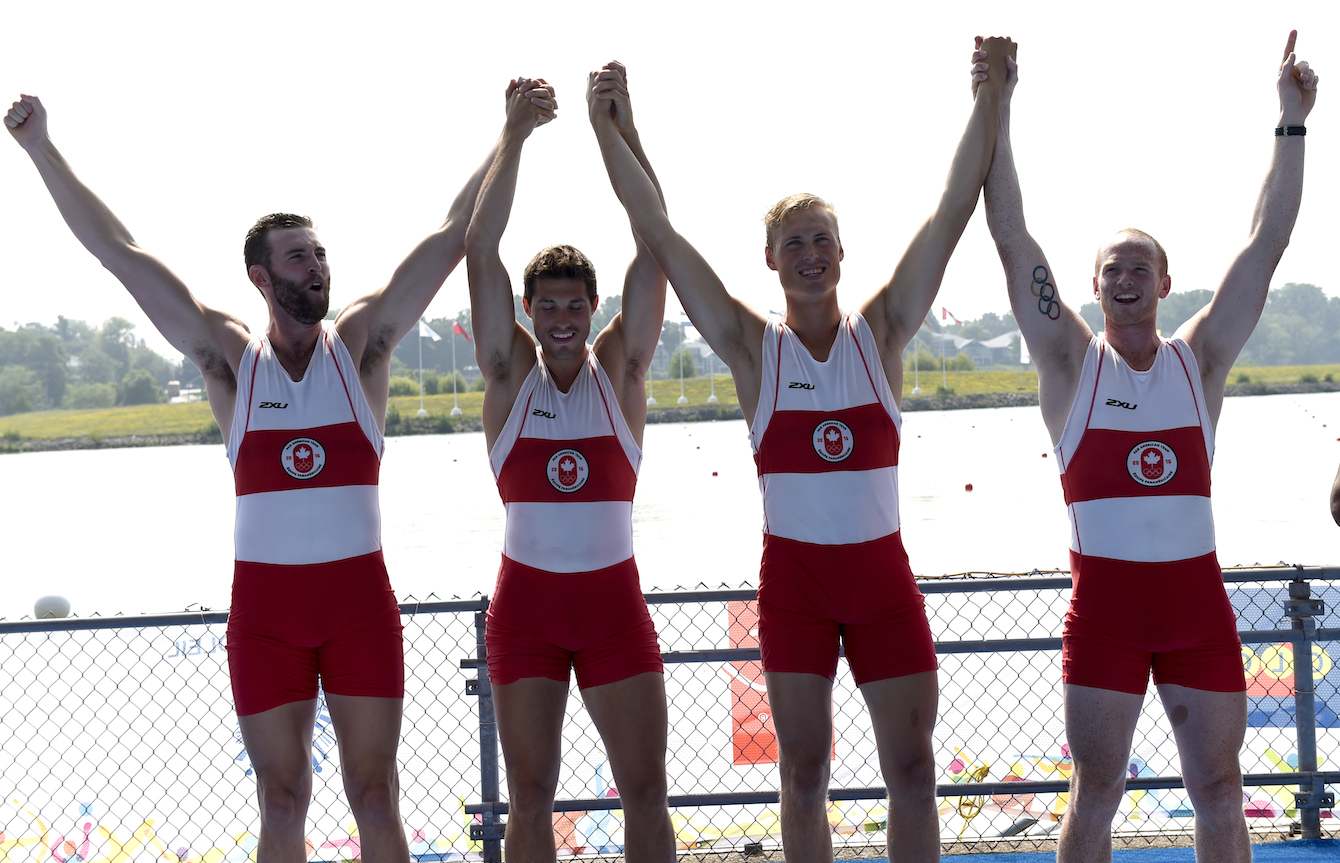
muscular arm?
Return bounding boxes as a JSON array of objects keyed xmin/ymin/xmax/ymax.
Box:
[
  {"xmin": 1180, "ymin": 33, "xmax": 1318, "ymax": 418},
  {"xmin": 465, "ymin": 82, "xmax": 552, "ymax": 447},
  {"xmin": 861, "ymin": 37, "xmax": 1011, "ymax": 359},
  {"xmin": 981, "ymin": 67, "xmax": 1091, "ymax": 443},
  {"xmin": 588, "ymin": 64, "xmax": 669, "ymax": 442},
  {"xmin": 591, "ymin": 96, "xmax": 765, "ymax": 417},
  {"xmin": 336, "ymin": 139, "xmax": 500, "ymax": 383},
  {"xmin": 5, "ymin": 96, "xmax": 248, "ymax": 429}
]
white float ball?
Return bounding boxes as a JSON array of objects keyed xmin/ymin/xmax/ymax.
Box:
[{"xmin": 34, "ymin": 596, "xmax": 71, "ymax": 619}]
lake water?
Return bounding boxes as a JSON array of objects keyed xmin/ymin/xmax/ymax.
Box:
[{"xmin": 1, "ymin": 392, "xmax": 1337, "ymax": 620}]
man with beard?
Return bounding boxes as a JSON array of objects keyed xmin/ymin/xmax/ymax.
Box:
[
  {"xmin": 980, "ymin": 34, "xmax": 1318, "ymax": 863},
  {"xmin": 589, "ymin": 42, "xmax": 1010, "ymax": 861},
  {"xmin": 4, "ymin": 82, "xmax": 553, "ymax": 863},
  {"xmin": 464, "ymin": 70, "xmax": 673, "ymax": 861}
]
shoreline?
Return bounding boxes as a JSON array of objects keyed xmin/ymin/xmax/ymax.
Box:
[{"xmin": 3, "ymin": 380, "xmax": 1336, "ymax": 454}]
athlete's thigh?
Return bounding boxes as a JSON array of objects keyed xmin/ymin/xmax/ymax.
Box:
[
  {"xmin": 493, "ymin": 677, "xmax": 570, "ymax": 786},
  {"xmin": 1155, "ymin": 684, "xmax": 1247, "ymax": 781},
  {"xmin": 1063, "ymin": 684, "xmax": 1144, "ymax": 777},
  {"xmin": 859, "ymin": 670, "xmax": 938, "ymax": 767},
  {"xmin": 580, "ymin": 672, "xmax": 668, "ymax": 782},
  {"xmin": 239, "ymin": 699, "xmax": 319, "ymax": 781},
  {"xmin": 765, "ymin": 672, "xmax": 834, "ymax": 764},
  {"xmin": 325, "ymin": 694, "xmax": 404, "ymax": 775}
]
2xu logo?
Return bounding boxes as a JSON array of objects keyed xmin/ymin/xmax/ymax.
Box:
[
  {"xmin": 532, "ymin": 409, "xmax": 556, "ymax": 419},
  {"xmin": 258, "ymin": 401, "xmax": 289, "ymax": 409},
  {"xmin": 787, "ymin": 381, "xmax": 815, "ymax": 390},
  {"xmin": 1105, "ymin": 398, "xmax": 1138, "ymax": 410}
]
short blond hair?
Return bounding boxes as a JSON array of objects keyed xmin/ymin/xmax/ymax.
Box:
[
  {"xmin": 764, "ymin": 193, "xmax": 839, "ymax": 247},
  {"xmin": 1095, "ymin": 228, "xmax": 1168, "ymax": 277}
]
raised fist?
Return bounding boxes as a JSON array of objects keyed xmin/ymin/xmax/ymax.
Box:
[{"xmin": 4, "ymin": 95, "xmax": 48, "ymax": 150}]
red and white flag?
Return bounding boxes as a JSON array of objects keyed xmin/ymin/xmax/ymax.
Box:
[
  {"xmin": 941, "ymin": 307, "xmax": 962, "ymax": 326},
  {"xmin": 452, "ymin": 320, "xmax": 473, "ymax": 342}
]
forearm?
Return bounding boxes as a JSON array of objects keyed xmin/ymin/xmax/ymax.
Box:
[
  {"xmin": 933, "ymin": 83, "xmax": 999, "ymax": 226},
  {"xmin": 466, "ymin": 133, "xmax": 525, "ymax": 257},
  {"xmin": 26, "ymin": 139, "xmax": 137, "ymax": 263},
  {"xmin": 983, "ymin": 103, "xmax": 1032, "ymax": 262},
  {"xmin": 595, "ymin": 123, "xmax": 674, "ymax": 249},
  {"xmin": 1247, "ymin": 135, "xmax": 1304, "ymax": 257}
]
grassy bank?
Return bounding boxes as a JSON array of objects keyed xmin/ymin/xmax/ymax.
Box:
[{"xmin": 3, "ymin": 363, "xmax": 1339, "ymax": 448}]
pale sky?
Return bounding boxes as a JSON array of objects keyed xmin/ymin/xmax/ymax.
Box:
[{"xmin": 1, "ymin": 0, "xmax": 1335, "ymax": 360}]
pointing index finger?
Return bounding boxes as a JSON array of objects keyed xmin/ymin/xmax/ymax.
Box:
[{"xmin": 1283, "ymin": 30, "xmax": 1297, "ymax": 64}]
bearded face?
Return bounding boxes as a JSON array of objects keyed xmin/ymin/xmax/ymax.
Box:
[{"xmin": 270, "ymin": 271, "xmax": 330, "ymax": 325}]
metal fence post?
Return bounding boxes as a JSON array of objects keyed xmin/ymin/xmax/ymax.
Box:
[
  {"xmin": 472, "ymin": 603, "xmax": 504, "ymax": 862},
  {"xmin": 1287, "ymin": 578, "xmax": 1331, "ymax": 838}
]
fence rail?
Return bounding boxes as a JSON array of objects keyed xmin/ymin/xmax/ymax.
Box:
[{"xmin": 1, "ymin": 567, "xmax": 1337, "ymax": 862}]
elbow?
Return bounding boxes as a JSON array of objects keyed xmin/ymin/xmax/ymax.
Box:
[{"xmin": 1331, "ymin": 491, "xmax": 1340, "ymax": 528}]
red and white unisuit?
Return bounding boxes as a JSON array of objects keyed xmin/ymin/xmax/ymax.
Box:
[
  {"xmin": 1056, "ymin": 336, "xmax": 1242, "ymax": 694},
  {"xmin": 485, "ymin": 349, "xmax": 663, "ymax": 689},
  {"xmin": 225, "ymin": 325, "xmax": 403, "ymax": 716},
  {"xmin": 751, "ymin": 313, "xmax": 935, "ymax": 685}
]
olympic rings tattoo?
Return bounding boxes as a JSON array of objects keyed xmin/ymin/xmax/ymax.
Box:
[{"xmin": 1031, "ymin": 265, "xmax": 1062, "ymax": 320}]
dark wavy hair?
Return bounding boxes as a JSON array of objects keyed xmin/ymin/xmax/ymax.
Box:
[
  {"xmin": 244, "ymin": 213, "xmax": 314, "ymax": 270},
  {"xmin": 522, "ymin": 245, "xmax": 597, "ymax": 302}
]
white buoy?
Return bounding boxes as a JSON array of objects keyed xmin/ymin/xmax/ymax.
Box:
[{"xmin": 34, "ymin": 596, "xmax": 71, "ymax": 619}]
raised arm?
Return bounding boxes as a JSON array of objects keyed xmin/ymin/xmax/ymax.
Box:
[
  {"xmin": 861, "ymin": 37, "xmax": 1012, "ymax": 355},
  {"xmin": 465, "ymin": 79, "xmax": 554, "ymax": 444},
  {"xmin": 5, "ymin": 96, "xmax": 249, "ymax": 389},
  {"xmin": 589, "ymin": 76, "xmax": 765, "ymax": 394},
  {"xmin": 336, "ymin": 82, "xmax": 529, "ymax": 380},
  {"xmin": 587, "ymin": 63, "xmax": 668, "ymax": 440},
  {"xmin": 980, "ymin": 53, "xmax": 1092, "ymax": 442},
  {"xmin": 1179, "ymin": 31, "xmax": 1319, "ymax": 402}
]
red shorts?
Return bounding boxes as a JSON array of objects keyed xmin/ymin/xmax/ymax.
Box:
[
  {"xmin": 1062, "ymin": 551, "xmax": 1245, "ymax": 695},
  {"xmin": 757, "ymin": 532, "xmax": 937, "ymax": 686},
  {"xmin": 226, "ymin": 550, "xmax": 405, "ymax": 716},
  {"xmin": 486, "ymin": 556, "xmax": 664, "ymax": 689}
]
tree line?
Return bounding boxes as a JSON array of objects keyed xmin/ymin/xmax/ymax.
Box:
[{"xmin": 1, "ymin": 282, "xmax": 1332, "ymax": 417}]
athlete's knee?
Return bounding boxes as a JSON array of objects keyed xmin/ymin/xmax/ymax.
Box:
[
  {"xmin": 614, "ymin": 770, "xmax": 669, "ymax": 816},
  {"xmin": 1183, "ymin": 764, "xmax": 1244, "ymax": 815},
  {"xmin": 345, "ymin": 772, "xmax": 401, "ymax": 825},
  {"xmin": 882, "ymin": 741, "xmax": 936, "ymax": 802},
  {"xmin": 256, "ymin": 775, "xmax": 311, "ymax": 827},
  {"xmin": 779, "ymin": 751, "xmax": 830, "ymax": 806},
  {"xmin": 506, "ymin": 773, "xmax": 560, "ymax": 819},
  {"xmin": 1068, "ymin": 761, "xmax": 1128, "ymax": 813}
]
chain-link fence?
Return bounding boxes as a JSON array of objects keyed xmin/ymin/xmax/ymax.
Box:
[{"xmin": 3, "ymin": 569, "xmax": 1338, "ymax": 863}]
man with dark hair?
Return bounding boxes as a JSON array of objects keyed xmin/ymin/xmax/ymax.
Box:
[
  {"xmin": 591, "ymin": 42, "xmax": 1011, "ymax": 862},
  {"xmin": 522, "ymin": 243, "xmax": 598, "ymax": 301},
  {"xmin": 981, "ymin": 33, "xmax": 1318, "ymax": 863},
  {"xmin": 464, "ymin": 71, "xmax": 673, "ymax": 862},
  {"xmin": 4, "ymin": 84, "xmax": 546, "ymax": 863}
]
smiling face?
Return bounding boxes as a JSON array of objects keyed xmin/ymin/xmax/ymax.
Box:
[
  {"xmin": 1092, "ymin": 232, "xmax": 1170, "ymax": 328},
  {"xmin": 524, "ymin": 277, "xmax": 597, "ymax": 362},
  {"xmin": 250, "ymin": 226, "xmax": 331, "ymax": 326},
  {"xmin": 765, "ymin": 208, "xmax": 844, "ymax": 298}
]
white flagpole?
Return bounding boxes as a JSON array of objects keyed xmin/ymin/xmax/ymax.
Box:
[
  {"xmin": 450, "ymin": 326, "xmax": 462, "ymax": 417},
  {"xmin": 940, "ymin": 336, "xmax": 948, "ymax": 390},
  {"xmin": 707, "ymin": 353, "xmax": 718, "ymax": 403},
  {"xmin": 912, "ymin": 336, "xmax": 921, "ymax": 395},
  {"xmin": 417, "ymin": 330, "xmax": 427, "ymax": 417}
]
